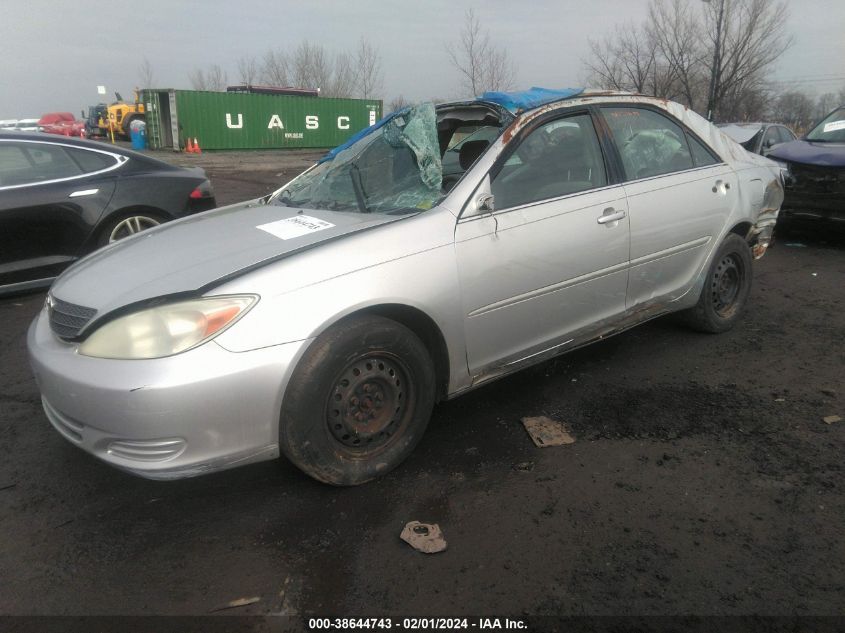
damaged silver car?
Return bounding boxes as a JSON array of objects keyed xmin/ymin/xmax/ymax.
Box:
[{"xmin": 28, "ymin": 89, "xmax": 784, "ymax": 485}]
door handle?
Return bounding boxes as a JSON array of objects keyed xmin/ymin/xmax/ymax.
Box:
[
  {"xmin": 712, "ymin": 180, "xmax": 731, "ymax": 193},
  {"xmin": 597, "ymin": 208, "xmax": 626, "ymax": 225},
  {"xmin": 68, "ymin": 188, "xmax": 99, "ymax": 198}
]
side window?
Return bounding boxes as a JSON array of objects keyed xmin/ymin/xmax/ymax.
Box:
[
  {"xmin": 687, "ymin": 133, "xmax": 720, "ymax": 167},
  {"xmin": 441, "ymin": 125, "xmax": 499, "ymax": 175},
  {"xmin": 0, "ymin": 143, "xmax": 35, "ymax": 186},
  {"xmin": 65, "ymin": 147, "xmax": 118, "ymax": 173},
  {"xmin": 491, "ymin": 113, "xmax": 607, "ymax": 210},
  {"xmin": 22, "ymin": 144, "xmax": 83, "ymax": 181},
  {"xmin": 602, "ymin": 107, "xmax": 694, "ymax": 179},
  {"xmin": 762, "ymin": 126, "xmax": 780, "ymax": 151},
  {"xmin": 778, "ymin": 126, "xmax": 795, "ymax": 143}
]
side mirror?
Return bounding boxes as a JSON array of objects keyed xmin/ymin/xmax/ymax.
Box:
[{"xmin": 476, "ymin": 193, "xmax": 495, "ymax": 213}]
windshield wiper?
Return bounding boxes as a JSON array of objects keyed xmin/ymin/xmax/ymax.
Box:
[
  {"xmin": 349, "ymin": 164, "xmax": 371, "ymax": 214},
  {"xmin": 273, "ymin": 188, "xmax": 295, "ymax": 206}
]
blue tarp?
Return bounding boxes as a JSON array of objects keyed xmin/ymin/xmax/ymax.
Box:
[
  {"xmin": 319, "ymin": 88, "xmax": 583, "ymax": 163},
  {"xmin": 318, "ymin": 107, "xmax": 410, "ymax": 164},
  {"xmin": 478, "ymin": 87, "xmax": 583, "ymax": 113}
]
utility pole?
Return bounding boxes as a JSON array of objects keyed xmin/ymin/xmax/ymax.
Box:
[{"xmin": 704, "ymin": 0, "xmax": 726, "ymax": 121}]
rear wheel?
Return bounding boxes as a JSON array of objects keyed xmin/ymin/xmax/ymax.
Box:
[
  {"xmin": 682, "ymin": 233, "xmax": 753, "ymax": 333},
  {"xmin": 97, "ymin": 211, "xmax": 166, "ymax": 247},
  {"xmin": 279, "ymin": 315, "xmax": 436, "ymax": 485}
]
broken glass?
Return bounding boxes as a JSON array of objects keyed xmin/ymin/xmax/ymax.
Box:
[{"xmin": 274, "ymin": 102, "xmax": 443, "ymax": 214}]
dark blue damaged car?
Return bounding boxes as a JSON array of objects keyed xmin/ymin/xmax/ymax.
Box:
[{"xmin": 768, "ymin": 106, "xmax": 845, "ymax": 225}]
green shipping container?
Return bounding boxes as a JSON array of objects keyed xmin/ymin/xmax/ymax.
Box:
[{"xmin": 141, "ymin": 89, "xmax": 382, "ymax": 151}]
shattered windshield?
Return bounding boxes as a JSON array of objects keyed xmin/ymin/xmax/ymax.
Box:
[
  {"xmin": 273, "ymin": 102, "xmax": 443, "ymax": 214},
  {"xmin": 806, "ymin": 107, "xmax": 845, "ymax": 142}
]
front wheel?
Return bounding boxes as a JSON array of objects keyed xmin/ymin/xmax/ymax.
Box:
[
  {"xmin": 279, "ymin": 315, "xmax": 436, "ymax": 485},
  {"xmin": 682, "ymin": 233, "xmax": 753, "ymax": 333}
]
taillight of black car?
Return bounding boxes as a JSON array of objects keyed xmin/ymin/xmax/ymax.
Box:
[{"xmin": 188, "ymin": 179, "xmax": 216, "ymax": 212}]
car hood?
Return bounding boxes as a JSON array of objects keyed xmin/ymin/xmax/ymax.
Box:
[
  {"xmin": 719, "ymin": 124, "xmax": 761, "ymax": 145},
  {"xmin": 768, "ymin": 139, "xmax": 845, "ymax": 167},
  {"xmin": 51, "ymin": 200, "xmax": 412, "ymax": 319}
]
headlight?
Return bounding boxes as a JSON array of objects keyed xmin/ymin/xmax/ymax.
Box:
[{"xmin": 78, "ymin": 295, "xmax": 257, "ymax": 359}]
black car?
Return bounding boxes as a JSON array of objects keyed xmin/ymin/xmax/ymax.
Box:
[
  {"xmin": 768, "ymin": 107, "xmax": 845, "ymax": 224},
  {"xmin": 0, "ymin": 132, "xmax": 215, "ymax": 294},
  {"xmin": 718, "ymin": 122, "xmax": 796, "ymax": 156}
]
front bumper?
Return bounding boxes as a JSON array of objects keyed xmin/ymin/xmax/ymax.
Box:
[{"xmin": 27, "ymin": 306, "xmax": 310, "ymax": 480}]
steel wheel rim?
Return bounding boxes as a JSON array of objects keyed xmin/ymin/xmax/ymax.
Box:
[
  {"xmin": 108, "ymin": 216, "xmax": 161, "ymax": 242},
  {"xmin": 326, "ymin": 354, "xmax": 411, "ymax": 451},
  {"xmin": 711, "ymin": 253, "xmax": 743, "ymax": 317}
]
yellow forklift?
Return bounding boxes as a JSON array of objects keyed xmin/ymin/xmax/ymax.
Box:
[{"xmin": 92, "ymin": 91, "xmax": 145, "ymax": 141}]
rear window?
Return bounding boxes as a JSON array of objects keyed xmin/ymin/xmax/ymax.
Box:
[
  {"xmin": 687, "ymin": 134, "xmax": 720, "ymax": 166},
  {"xmin": 65, "ymin": 147, "xmax": 117, "ymax": 173},
  {"xmin": 601, "ymin": 107, "xmax": 694, "ymax": 179}
]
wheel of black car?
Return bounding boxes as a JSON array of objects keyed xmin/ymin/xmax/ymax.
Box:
[
  {"xmin": 97, "ymin": 211, "xmax": 166, "ymax": 247},
  {"xmin": 279, "ymin": 314, "xmax": 436, "ymax": 486},
  {"xmin": 682, "ymin": 233, "xmax": 753, "ymax": 333}
]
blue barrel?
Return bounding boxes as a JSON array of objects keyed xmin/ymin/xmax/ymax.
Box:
[{"xmin": 130, "ymin": 121, "xmax": 147, "ymax": 150}]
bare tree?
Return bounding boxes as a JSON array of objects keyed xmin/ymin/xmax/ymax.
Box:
[
  {"xmin": 388, "ymin": 95, "xmax": 410, "ymax": 113},
  {"xmin": 774, "ymin": 91, "xmax": 815, "ymax": 132},
  {"xmin": 705, "ymin": 0, "xmax": 792, "ymax": 120},
  {"xmin": 188, "ymin": 67, "xmax": 208, "ymax": 91},
  {"xmin": 290, "ymin": 41, "xmax": 332, "ymax": 93},
  {"xmin": 446, "ymin": 9, "xmax": 516, "ymax": 96},
  {"xmin": 353, "ymin": 38, "xmax": 384, "ymax": 99},
  {"xmin": 815, "ymin": 92, "xmax": 839, "ymax": 119},
  {"xmin": 237, "ymin": 56, "xmax": 259, "ymax": 85},
  {"xmin": 585, "ymin": 23, "xmax": 663, "ymax": 95},
  {"xmin": 582, "ymin": 0, "xmax": 791, "ymax": 121},
  {"xmin": 261, "ymin": 48, "xmax": 290, "ymax": 86},
  {"xmin": 647, "ymin": 0, "xmax": 705, "ymax": 105},
  {"xmin": 206, "ymin": 64, "xmax": 228, "ymax": 91},
  {"xmin": 138, "ymin": 57, "xmax": 155, "ymax": 88},
  {"xmin": 188, "ymin": 64, "xmax": 228, "ymax": 91}
]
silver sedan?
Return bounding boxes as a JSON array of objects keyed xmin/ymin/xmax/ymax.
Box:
[{"xmin": 28, "ymin": 90, "xmax": 784, "ymax": 485}]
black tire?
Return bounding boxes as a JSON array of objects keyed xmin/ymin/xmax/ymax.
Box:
[
  {"xmin": 279, "ymin": 314, "xmax": 436, "ymax": 486},
  {"xmin": 96, "ymin": 211, "xmax": 167, "ymax": 247},
  {"xmin": 682, "ymin": 233, "xmax": 753, "ymax": 333}
]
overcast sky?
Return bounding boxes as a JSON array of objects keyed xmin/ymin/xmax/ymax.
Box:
[{"xmin": 1, "ymin": 0, "xmax": 844, "ymax": 118}]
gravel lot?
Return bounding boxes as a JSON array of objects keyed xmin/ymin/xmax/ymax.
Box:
[{"xmin": 1, "ymin": 149, "xmax": 843, "ymax": 626}]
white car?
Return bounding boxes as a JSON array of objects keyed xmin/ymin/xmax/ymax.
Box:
[{"xmin": 13, "ymin": 118, "xmax": 41, "ymax": 132}]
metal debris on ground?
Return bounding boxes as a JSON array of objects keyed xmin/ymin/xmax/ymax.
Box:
[
  {"xmin": 210, "ymin": 596, "xmax": 261, "ymax": 612},
  {"xmin": 521, "ymin": 416, "xmax": 576, "ymax": 447},
  {"xmin": 400, "ymin": 521, "xmax": 447, "ymax": 554},
  {"xmin": 823, "ymin": 415, "xmax": 842, "ymax": 425},
  {"xmin": 513, "ymin": 461, "xmax": 535, "ymax": 472}
]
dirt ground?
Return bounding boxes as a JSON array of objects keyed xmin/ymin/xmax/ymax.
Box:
[
  {"xmin": 164, "ymin": 147, "xmax": 324, "ymax": 206},
  {"xmin": 0, "ymin": 151, "xmax": 843, "ymax": 629}
]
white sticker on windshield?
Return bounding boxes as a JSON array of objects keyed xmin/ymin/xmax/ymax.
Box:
[
  {"xmin": 257, "ymin": 215, "xmax": 335, "ymax": 240},
  {"xmin": 823, "ymin": 120, "xmax": 845, "ymax": 133}
]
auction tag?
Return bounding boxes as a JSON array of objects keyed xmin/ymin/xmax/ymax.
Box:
[
  {"xmin": 823, "ymin": 120, "xmax": 845, "ymax": 133},
  {"xmin": 257, "ymin": 215, "xmax": 335, "ymax": 240}
]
